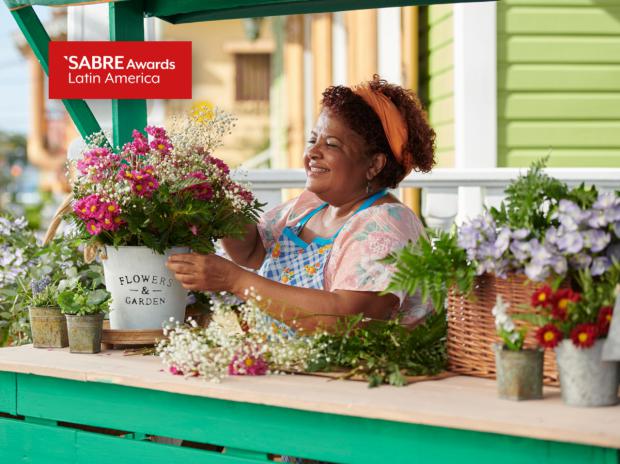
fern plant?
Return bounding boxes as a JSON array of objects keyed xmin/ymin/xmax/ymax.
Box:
[{"xmin": 384, "ymin": 229, "xmax": 475, "ymax": 311}]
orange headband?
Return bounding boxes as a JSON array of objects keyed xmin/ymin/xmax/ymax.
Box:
[{"xmin": 352, "ymin": 85, "xmax": 413, "ymax": 174}]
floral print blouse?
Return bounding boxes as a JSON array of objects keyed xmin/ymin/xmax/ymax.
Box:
[{"xmin": 257, "ymin": 190, "xmax": 432, "ymax": 326}]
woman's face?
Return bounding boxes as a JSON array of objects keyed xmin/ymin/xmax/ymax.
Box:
[{"xmin": 304, "ymin": 110, "xmax": 370, "ymax": 205}]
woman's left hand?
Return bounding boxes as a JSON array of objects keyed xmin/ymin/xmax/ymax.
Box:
[{"xmin": 166, "ymin": 253, "xmax": 243, "ymax": 292}]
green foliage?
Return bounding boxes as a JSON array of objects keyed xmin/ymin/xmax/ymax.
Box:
[
  {"xmin": 489, "ymin": 156, "xmax": 568, "ymax": 235},
  {"xmin": 307, "ymin": 310, "xmax": 447, "ymax": 387},
  {"xmin": 569, "ymin": 262, "xmax": 619, "ymax": 328},
  {"xmin": 498, "ymin": 327, "xmax": 526, "ymax": 352},
  {"xmin": 384, "ymin": 229, "xmax": 475, "ymax": 311},
  {"xmin": 58, "ymin": 282, "xmax": 111, "ymax": 316}
]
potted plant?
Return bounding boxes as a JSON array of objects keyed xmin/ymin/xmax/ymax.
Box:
[
  {"xmin": 66, "ymin": 106, "xmax": 262, "ymax": 330},
  {"xmin": 530, "ymin": 266, "xmax": 618, "ymax": 407},
  {"xmin": 19, "ymin": 276, "xmax": 68, "ymax": 348},
  {"xmin": 491, "ymin": 295, "xmax": 543, "ymax": 400},
  {"xmin": 58, "ymin": 282, "xmax": 111, "ymax": 354}
]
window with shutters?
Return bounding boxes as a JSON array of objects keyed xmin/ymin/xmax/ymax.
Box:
[{"xmin": 234, "ymin": 53, "xmax": 271, "ymax": 102}]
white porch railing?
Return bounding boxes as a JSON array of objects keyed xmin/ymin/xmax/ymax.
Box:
[{"xmin": 236, "ymin": 168, "xmax": 620, "ymax": 229}]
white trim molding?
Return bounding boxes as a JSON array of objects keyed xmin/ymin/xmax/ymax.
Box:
[
  {"xmin": 453, "ymin": 1, "xmax": 497, "ymax": 223},
  {"xmin": 377, "ymin": 7, "xmax": 402, "ymax": 85},
  {"xmin": 331, "ymin": 12, "xmax": 347, "ymax": 86}
]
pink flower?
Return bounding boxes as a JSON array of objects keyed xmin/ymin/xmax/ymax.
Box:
[
  {"xmin": 206, "ymin": 156, "xmax": 230, "ymax": 175},
  {"xmin": 228, "ymin": 353, "xmax": 268, "ymax": 376},
  {"xmin": 85, "ymin": 220, "xmax": 102, "ymax": 236},
  {"xmin": 145, "ymin": 125, "xmax": 167, "ymax": 139},
  {"xmin": 169, "ymin": 365, "xmax": 183, "ymax": 375},
  {"xmin": 150, "ymin": 138, "xmax": 172, "ymax": 155},
  {"xmin": 184, "ymin": 171, "xmax": 214, "ymax": 200},
  {"xmin": 189, "ymin": 224, "xmax": 199, "ymax": 236},
  {"xmin": 122, "ymin": 130, "xmax": 149, "ymax": 155}
]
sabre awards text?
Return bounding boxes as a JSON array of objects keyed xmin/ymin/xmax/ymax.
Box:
[{"xmin": 65, "ymin": 55, "xmax": 176, "ymax": 85}]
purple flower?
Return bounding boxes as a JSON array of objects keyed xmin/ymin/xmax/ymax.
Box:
[
  {"xmin": 511, "ymin": 228, "xmax": 530, "ymax": 240},
  {"xmin": 586, "ymin": 210, "xmax": 607, "ymax": 228},
  {"xmin": 593, "ymin": 192, "xmax": 619, "ymax": 210},
  {"xmin": 569, "ymin": 253, "xmax": 592, "ymax": 270},
  {"xmin": 590, "ymin": 257, "xmax": 611, "ymax": 276},
  {"xmin": 614, "ymin": 222, "xmax": 620, "ymax": 239},
  {"xmin": 510, "ymin": 240, "xmax": 532, "ymax": 262},
  {"xmin": 582, "ymin": 229, "xmax": 611, "ymax": 253},
  {"xmin": 548, "ymin": 255, "xmax": 568, "ymax": 275},
  {"xmin": 494, "ymin": 228, "xmax": 511, "ymax": 256},
  {"xmin": 557, "ymin": 231, "xmax": 584, "ymax": 254},
  {"xmin": 31, "ymin": 276, "xmax": 51, "ymax": 295},
  {"xmin": 525, "ymin": 258, "xmax": 549, "ymax": 282},
  {"xmin": 545, "ymin": 227, "xmax": 560, "ymax": 246}
]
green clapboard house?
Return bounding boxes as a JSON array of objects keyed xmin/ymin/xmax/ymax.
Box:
[{"xmin": 419, "ymin": 0, "xmax": 620, "ymax": 169}]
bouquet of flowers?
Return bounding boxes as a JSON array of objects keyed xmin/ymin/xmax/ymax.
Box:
[
  {"xmin": 457, "ymin": 160, "xmax": 620, "ymax": 283},
  {"xmin": 67, "ymin": 106, "xmax": 262, "ymax": 254},
  {"xmin": 530, "ymin": 263, "xmax": 618, "ymax": 350},
  {"xmin": 157, "ymin": 294, "xmax": 316, "ymax": 382}
]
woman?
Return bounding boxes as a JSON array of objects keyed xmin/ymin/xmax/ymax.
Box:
[{"xmin": 167, "ymin": 76, "xmax": 435, "ymax": 332}]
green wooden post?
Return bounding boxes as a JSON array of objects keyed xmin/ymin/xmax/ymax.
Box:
[
  {"xmin": 109, "ymin": 0, "xmax": 148, "ymax": 146},
  {"xmin": 9, "ymin": 6, "xmax": 102, "ymax": 140}
]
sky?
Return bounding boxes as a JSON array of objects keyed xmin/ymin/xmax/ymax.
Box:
[{"xmin": 0, "ymin": 6, "xmax": 49, "ymax": 135}]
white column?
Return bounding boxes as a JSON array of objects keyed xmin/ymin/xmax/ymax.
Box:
[
  {"xmin": 377, "ymin": 7, "xmax": 402, "ymax": 85},
  {"xmin": 303, "ymin": 15, "xmax": 314, "ymax": 137},
  {"xmin": 453, "ymin": 1, "xmax": 497, "ymax": 222},
  {"xmin": 331, "ymin": 12, "xmax": 347, "ymax": 86}
]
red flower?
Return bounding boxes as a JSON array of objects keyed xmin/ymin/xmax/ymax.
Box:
[
  {"xmin": 570, "ymin": 324, "xmax": 598, "ymax": 349},
  {"xmin": 535, "ymin": 324, "xmax": 563, "ymax": 349},
  {"xmin": 597, "ymin": 306, "xmax": 613, "ymax": 336},
  {"xmin": 551, "ymin": 288, "xmax": 580, "ymax": 321},
  {"xmin": 531, "ymin": 285, "xmax": 553, "ymax": 308}
]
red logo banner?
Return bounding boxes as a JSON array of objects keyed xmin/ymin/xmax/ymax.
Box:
[{"xmin": 49, "ymin": 41, "xmax": 192, "ymax": 99}]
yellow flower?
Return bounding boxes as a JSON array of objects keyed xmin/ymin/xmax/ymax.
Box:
[{"xmin": 191, "ymin": 101, "xmax": 215, "ymax": 123}]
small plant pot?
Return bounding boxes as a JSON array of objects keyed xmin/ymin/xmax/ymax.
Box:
[
  {"xmin": 555, "ymin": 339, "xmax": 618, "ymax": 407},
  {"xmin": 493, "ymin": 344, "xmax": 543, "ymax": 401},
  {"xmin": 29, "ymin": 306, "xmax": 68, "ymax": 348},
  {"xmin": 66, "ymin": 313, "xmax": 105, "ymax": 354}
]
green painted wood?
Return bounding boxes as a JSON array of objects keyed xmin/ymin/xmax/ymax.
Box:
[
  {"xmin": 497, "ymin": 0, "xmax": 620, "ymax": 167},
  {"xmin": 500, "ymin": 65, "xmax": 620, "ymax": 92},
  {"xmin": 0, "ymin": 371, "xmax": 16, "ymax": 415},
  {"xmin": 109, "ymin": 0, "xmax": 147, "ymax": 146},
  {"xmin": 504, "ymin": 6, "xmax": 620, "ymax": 35},
  {"xmin": 423, "ymin": 4, "xmax": 454, "ymax": 168},
  {"xmin": 13, "ymin": 373, "xmax": 619, "ymax": 464},
  {"xmin": 0, "ymin": 416, "xmax": 77, "ymax": 463},
  {"xmin": 222, "ymin": 448, "xmax": 270, "ymax": 461},
  {"xmin": 506, "ymin": 122, "xmax": 620, "ymax": 147},
  {"xmin": 0, "ymin": 416, "xmax": 265, "ymax": 463},
  {"xmin": 141, "ymin": 0, "xmax": 489, "ymax": 24},
  {"xmin": 501, "ymin": 149, "xmax": 620, "ymax": 168},
  {"xmin": 9, "ymin": 6, "xmax": 103, "ymax": 140},
  {"xmin": 500, "ymin": 93, "xmax": 620, "ymax": 120},
  {"xmin": 505, "ymin": 37, "xmax": 620, "ymax": 64}
]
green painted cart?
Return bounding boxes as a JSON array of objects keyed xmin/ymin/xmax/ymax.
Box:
[{"xmin": 0, "ymin": 346, "xmax": 619, "ymax": 463}]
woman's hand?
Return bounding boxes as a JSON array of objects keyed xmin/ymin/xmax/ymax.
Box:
[{"xmin": 166, "ymin": 253, "xmax": 245, "ymax": 293}]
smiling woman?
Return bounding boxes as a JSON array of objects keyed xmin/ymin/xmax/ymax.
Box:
[{"xmin": 167, "ymin": 75, "xmax": 436, "ymax": 333}]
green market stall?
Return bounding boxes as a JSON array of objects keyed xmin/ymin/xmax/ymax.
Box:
[{"xmin": 3, "ymin": 0, "xmax": 619, "ymax": 463}]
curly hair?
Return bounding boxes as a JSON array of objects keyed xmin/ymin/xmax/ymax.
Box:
[{"xmin": 320, "ymin": 76, "xmax": 435, "ymax": 189}]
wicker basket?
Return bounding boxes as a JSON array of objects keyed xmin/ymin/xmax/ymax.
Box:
[{"xmin": 447, "ymin": 273, "xmax": 559, "ymax": 386}]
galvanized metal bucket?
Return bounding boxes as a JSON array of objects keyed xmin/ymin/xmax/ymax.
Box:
[
  {"xmin": 29, "ymin": 306, "xmax": 69, "ymax": 348},
  {"xmin": 555, "ymin": 339, "xmax": 619, "ymax": 407},
  {"xmin": 493, "ymin": 344, "xmax": 543, "ymax": 401},
  {"xmin": 66, "ymin": 313, "xmax": 104, "ymax": 354},
  {"xmin": 102, "ymin": 246, "xmax": 189, "ymax": 330}
]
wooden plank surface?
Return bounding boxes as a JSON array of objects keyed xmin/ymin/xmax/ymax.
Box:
[{"xmin": 0, "ymin": 345, "xmax": 618, "ymax": 449}]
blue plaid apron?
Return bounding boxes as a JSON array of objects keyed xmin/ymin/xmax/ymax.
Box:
[
  {"xmin": 259, "ymin": 189, "xmax": 387, "ymax": 464},
  {"xmin": 258, "ymin": 189, "xmax": 388, "ymax": 289}
]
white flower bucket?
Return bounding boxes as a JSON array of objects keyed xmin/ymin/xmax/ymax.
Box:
[{"xmin": 102, "ymin": 246, "xmax": 189, "ymax": 330}]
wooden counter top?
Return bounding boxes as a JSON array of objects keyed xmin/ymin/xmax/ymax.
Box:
[{"xmin": 0, "ymin": 345, "xmax": 618, "ymax": 449}]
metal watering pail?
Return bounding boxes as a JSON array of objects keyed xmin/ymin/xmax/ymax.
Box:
[{"xmin": 103, "ymin": 246, "xmax": 189, "ymax": 330}]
